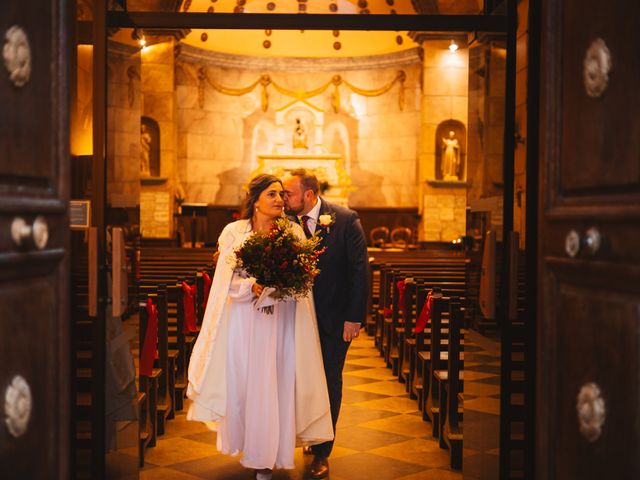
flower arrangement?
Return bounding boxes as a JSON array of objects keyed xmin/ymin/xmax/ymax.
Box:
[{"xmin": 232, "ymin": 217, "xmax": 325, "ymax": 310}]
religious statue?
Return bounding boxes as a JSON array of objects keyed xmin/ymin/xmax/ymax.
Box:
[
  {"xmin": 441, "ymin": 130, "xmax": 460, "ymax": 180},
  {"xmin": 292, "ymin": 118, "xmax": 308, "ymax": 149},
  {"xmin": 140, "ymin": 123, "xmax": 152, "ymax": 177}
]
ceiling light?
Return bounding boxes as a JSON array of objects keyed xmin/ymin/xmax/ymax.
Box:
[{"xmin": 449, "ymin": 40, "xmax": 458, "ymax": 53}]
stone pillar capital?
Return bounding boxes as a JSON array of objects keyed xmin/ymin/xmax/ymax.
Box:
[{"xmin": 408, "ymin": 32, "xmax": 468, "ymax": 46}]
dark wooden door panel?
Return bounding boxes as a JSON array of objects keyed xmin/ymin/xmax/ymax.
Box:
[
  {"xmin": 0, "ymin": 2, "xmax": 61, "ymax": 189},
  {"xmin": 0, "ymin": 277, "xmax": 65, "ymax": 477},
  {"xmin": 560, "ymin": 1, "xmax": 640, "ymax": 196},
  {"xmin": 539, "ymin": 1, "xmax": 640, "ymax": 478},
  {"xmin": 0, "ymin": 1, "xmax": 69, "ymax": 478},
  {"xmin": 543, "ymin": 264, "xmax": 640, "ymax": 477},
  {"xmin": 542, "ymin": 0, "xmax": 640, "ymax": 219}
]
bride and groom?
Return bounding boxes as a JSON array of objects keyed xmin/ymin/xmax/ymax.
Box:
[{"xmin": 186, "ymin": 169, "xmax": 370, "ymax": 479}]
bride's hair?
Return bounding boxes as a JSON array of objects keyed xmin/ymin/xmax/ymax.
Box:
[{"xmin": 241, "ymin": 173, "xmax": 283, "ymax": 221}]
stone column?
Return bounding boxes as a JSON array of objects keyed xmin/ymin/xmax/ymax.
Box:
[
  {"xmin": 466, "ymin": 34, "xmax": 507, "ymax": 240},
  {"xmin": 413, "ymin": 34, "xmax": 469, "ymax": 242},
  {"xmin": 139, "ymin": 33, "xmax": 185, "ymax": 238},
  {"xmin": 467, "ymin": 34, "xmax": 506, "ymax": 203},
  {"xmin": 107, "ymin": 41, "xmax": 141, "ymax": 209}
]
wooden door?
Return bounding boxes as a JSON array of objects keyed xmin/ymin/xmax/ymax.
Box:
[
  {"xmin": 0, "ymin": 2, "xmax": 70, "ymax": 478},
  {"xmin": 537, "ymin": 0, "xmax": 640, "ymax": 478}
]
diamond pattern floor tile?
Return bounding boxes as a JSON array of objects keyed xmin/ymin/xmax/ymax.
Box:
[{"xmin": 125, "ymin": 331, "xmax": 468, "ymax": 479}]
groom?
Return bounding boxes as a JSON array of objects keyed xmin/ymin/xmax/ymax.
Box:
[{"xmin": 283, "ymin": 169, "xmax": 369, "ymax": 479}]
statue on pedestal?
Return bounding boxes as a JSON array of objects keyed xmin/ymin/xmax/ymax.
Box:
[
  {"xmin": 441, "ymin": 130, "xmax": 460, "ymax": 180},
  {"xmin": 292, "ymin": 118, "xmax": 308, "ymax": 150},
  {"xmin": 140, "ymin": 123, "xmax": 152, "ymax": 177}
]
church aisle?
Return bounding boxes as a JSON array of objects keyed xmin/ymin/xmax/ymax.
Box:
[{"xmin": 134, "ymin": 332, "xmax": 462, "ymax": 479}]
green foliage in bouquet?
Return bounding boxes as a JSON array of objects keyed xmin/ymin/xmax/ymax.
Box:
[{"xmin": 233, "ymin": 217, "xmax": 325, "ymax": 300}]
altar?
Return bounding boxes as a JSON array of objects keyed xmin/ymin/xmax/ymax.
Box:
[{"xmin": 251, "ymin": 153, "xmax": 352, "ymax": 206}]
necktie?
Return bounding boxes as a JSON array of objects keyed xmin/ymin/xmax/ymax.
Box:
[{"xmin": 300, "ymin": 215, "xmax": 312, "ymax": 239}]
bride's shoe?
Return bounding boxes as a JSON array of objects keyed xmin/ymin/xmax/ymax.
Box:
[{"xmin": 255, "ymin": 468, "xmax": 273, "ymax": 480}]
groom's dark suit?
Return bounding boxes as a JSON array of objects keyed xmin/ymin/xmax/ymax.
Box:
[{"xmin": 305, "ymin": 198, "xmax": 369, "ymax": 457}]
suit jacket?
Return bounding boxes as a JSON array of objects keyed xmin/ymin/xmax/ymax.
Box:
[{"xmin": 305, "ymin": 199, "xmax": 369, "ymax": 338}]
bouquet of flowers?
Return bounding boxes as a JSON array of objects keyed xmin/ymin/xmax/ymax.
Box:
[{"xmin": 232, "ymin": 217, "xmax": 325, "ymax": 313}]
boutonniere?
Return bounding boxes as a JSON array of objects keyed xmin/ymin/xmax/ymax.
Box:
[{"xmin": 317, "ymin": 213, "xmax": 336, "ymax": 233}]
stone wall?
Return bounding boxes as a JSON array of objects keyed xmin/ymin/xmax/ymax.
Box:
[
  {"xmin": 174, "ymin": 46, "xmax": 422, "ymax": 207},
  {"xmin": 103, "ymin": 38, "xmax": 511, "ymax": 243},
  {"xmin": 417, "ymin": 36, "xmax": 469, "ymax": 242},
  {"xmin": 107, "ymin": 42, "xmax": 141, "ymax": 208}
]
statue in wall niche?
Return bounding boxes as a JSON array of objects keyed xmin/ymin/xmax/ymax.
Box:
[
  {"xmin": 441, "ymin": 130, "xmax": 461, "ymax": 180},
  {"xmin": 140, "ymin": 123, "xmax": 152, "ymax": 177},
  {"xmin": 292, "ymin": 118, "xmax": 308, "ymax": 149}
]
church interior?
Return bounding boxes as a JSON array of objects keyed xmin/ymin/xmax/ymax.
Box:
[
  {"xmin": 72, "ymin": 2, "xmax": 528, "ymax": 477},
  {"xmin": 2, "ymin": 0, "xmax": 638, "ymax": 479}
]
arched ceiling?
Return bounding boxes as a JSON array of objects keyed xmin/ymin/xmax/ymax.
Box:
[
  {"xmin": 179, "ymin": 0, "xmax": 418, "ymax": 57},
  {"xmin": 116, "ymin": 0, "xmax": 482, "ymax": 58},
  {"xmin": 179, "ymin": 0, "xmax": 482, "ymax": 15}
]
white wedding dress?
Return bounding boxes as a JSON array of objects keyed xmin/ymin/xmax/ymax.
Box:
[
  {"xmin": 186, "ymin": 220, "xmax": 333, "ymax": 471},
  {"xmin": 218, "ymin": 274, "xmax": 297, "ymax": 469}
]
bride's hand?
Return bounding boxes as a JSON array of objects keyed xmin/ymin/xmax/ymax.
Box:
[{"xmin": 252, "ymin": 282, "xmax": 264, "ymax": 297}]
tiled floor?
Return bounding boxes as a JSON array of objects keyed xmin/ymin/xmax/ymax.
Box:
[
  {"xmin": 130, "ymin": 333, "xmax": 464, "ymax": 479},
  {"xmin": 461, "ymin": 329, "xmax": 501, "ymax": 480}
]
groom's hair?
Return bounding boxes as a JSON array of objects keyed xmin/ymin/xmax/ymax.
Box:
[{"xmin": 289, "ymin": 168, "xmax": 319, "ymax": 195}]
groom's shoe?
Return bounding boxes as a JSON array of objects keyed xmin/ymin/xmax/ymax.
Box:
[{"xmin": 310, "ymin": 455, "xmax": 329, "ymax": 479}]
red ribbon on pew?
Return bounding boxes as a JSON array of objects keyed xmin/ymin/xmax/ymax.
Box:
[
  {"xmin": 140, "ymin": 298, "xmax": 158, "ymax": 377},
  {"xmin": 202, "ymin": 272, "xmax": 212, "ymax": 309},
  {"xmin": 182, "ymin": 281, "xmax": 199, "ymax": 334},
  {"xmin": 397, "ymin": 280, "xmax": 406, "ymax": 313},
  {"xmin": 413, "ymin": 291, "xmax": 433, "ymax": 334}
]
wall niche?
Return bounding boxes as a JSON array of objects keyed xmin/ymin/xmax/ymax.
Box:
[
  {"xmin": 140, "ymin": 116, "xmax": 160, "ymax": 178},
  {"xmin": 435, "ymin": 119, "xmax": 466, "ymax": 182}
]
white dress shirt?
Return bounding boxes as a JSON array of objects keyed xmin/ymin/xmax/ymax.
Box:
[{"xmin": 298, "ymin": 198, "xmax": 321, "ymax": 235}]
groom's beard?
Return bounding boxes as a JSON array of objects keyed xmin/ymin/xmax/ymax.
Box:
[{"xmin": 284, "ymin": 205, "xmax": 301, "ymax": 216}]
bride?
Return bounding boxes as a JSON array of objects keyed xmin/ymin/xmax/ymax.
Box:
[{"xmin": 187, "ymin": 173, "xmax": 333, "ymax": 479}]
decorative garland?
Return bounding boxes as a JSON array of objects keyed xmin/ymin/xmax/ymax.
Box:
[{"xmin": 196, "ymin": 67, "xmax": 406, "ymax": 113}]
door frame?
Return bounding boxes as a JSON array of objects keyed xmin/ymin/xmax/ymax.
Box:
[{"xmin": 93, "ymin": 4, "xmax": 533, "ymax": 479}]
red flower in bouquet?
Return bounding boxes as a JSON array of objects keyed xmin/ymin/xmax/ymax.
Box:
[{"xmin": 232, "ymin": 217, "xmax": 325, "ymax": 302}]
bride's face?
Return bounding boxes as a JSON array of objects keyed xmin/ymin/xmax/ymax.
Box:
[{"xmin": 255, "ymin": 182, "xmax": 284, "ymax": 219}]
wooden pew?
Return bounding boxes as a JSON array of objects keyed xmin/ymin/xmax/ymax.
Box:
[
  {"xmin": 155, "ymin": 285, "xmax": 178, "ymax": 434},
  {"xmin": 375, "ymin": 262, "xmax": 466, "ymax": 359},
  {"xmin": 400, "ymin": 280, "xmax": 465, "ymax": 384},
  {"xmin": 422, "ymin": 296, "xmax": 448, "ymax": 427},
  {"xmin": 389, "ymin": 274, "xmax": 465, "ymax": 375},
  {"xmin": 410, "ymin": 289, "xmax": 451, "ymax": 407},
  {"xmin": 423, "ymin": 297, "xmax": 466, "ymax": 440},
  {"xmin": 437, "ymin": 301, "xmax": 464, "ymax": 469},
  {"xmin": 168, "ymin": 283, "xmax": 188, "ymax": 412},
  {"xmin": 134, "ymin": 247, "xmax": 217, "ymax": 463},
  {"xmin": 135, "ymin": 389, "xmax": 151, "ymax": 466},
  {"xmin": 368, "ymin": 252, "xmax": 466, "ymax": 343},
  {"xmin": 138, "ymin": 297, "xmax": 160, "ymax": 452},
  {"xmin": 367, "ymin": 258, "xmax": 467, "ymax": 406}
]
